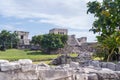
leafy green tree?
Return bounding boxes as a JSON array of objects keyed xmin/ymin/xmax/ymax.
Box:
[
  {"xmin": 87, "ymin": 0, "xmax": 120, "ymax": 36},
  {"xmin": 31, "ymin": 35, "xmax": 42, "ymax": 45},
  {"xmin": 31, "ymin": 34, "xmax": 68, "ymax": 54},
  {"xmin": 41, "ymin": 34, "xmax": 67, "ymax": 53},
  {"xmin": 87, "ymin": 0, "xmax": 120, "ymax": 61},
  {"xmin": 0, "ymin": 30, "xmax": 19, "ymax": 50},
  {"xmin": 95, "ymin": 32, "xmax": 120, "ymax": 61}
]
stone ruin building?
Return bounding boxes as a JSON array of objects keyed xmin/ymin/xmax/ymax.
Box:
[
  {"xmin": 15, "ymin": 31, "xmax": 30, "ymax": 49},
  {"xmin": 49, "ymin": 28, "xmax": 68, "ymax": 35},
  {"xmin": 15, "ymin": 28, "xmax": 95, "ymax": 52},
  {"xmin": 49, "ymin": 28, "xmax": 95, "ymax": 54}
]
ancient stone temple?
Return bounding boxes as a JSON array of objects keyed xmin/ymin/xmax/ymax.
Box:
[
  {"xmin": 48, "ymin": 28, "xmax": 90, "ymax": 54},
  {"xmin": 49, "ymin": 28, "xmax": 68, "ymax": 35},
  {"xmin": 15, "ymin": 31, "xmax": 30, "ymax": 48}
]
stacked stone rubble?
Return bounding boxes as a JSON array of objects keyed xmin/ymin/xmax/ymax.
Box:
[{"xmin": 1, "ymin": 59, "xmax": 120, "ymax": 80}]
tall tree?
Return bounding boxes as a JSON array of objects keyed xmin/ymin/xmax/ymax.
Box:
[
  {"xmin": 0, "ymin": 30, "xmax": 19, "ymax": 50},
  {"xmin": 31, "ymin": 35, "xmax": 42, "ymax": 46},
  {"xmin": 87, "ymin": 0, "xmax": 120, "ymax": 35},
  {"xmin": 87, "ymin": 0, "xmax": 120, "ymax": 61}
]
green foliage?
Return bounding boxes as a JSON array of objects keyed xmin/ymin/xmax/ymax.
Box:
[
  {"xmin": 0, "ymin": 30, "xmax": 19, "ymax": 49},
  {"xmin": 87, "ymin": 0, "xmax": 120, "ymax": 61},
  {"xmin": 94, "ymin": 32, "xmax": 120, "ymax": 61},
  {"xmin": 31, "ymin": 35, "xmax": 42, "ymax": 45},
  {"xmin": 31, "ymin": 34, "xmax": 68, "ymax": 53},
  {"xmin": 87, "ymin": 0, "xmax": 120, "ymax": 36},
  {"xmin": 41, "ymin": 34, "xmax": 67, "ymax": 53}
]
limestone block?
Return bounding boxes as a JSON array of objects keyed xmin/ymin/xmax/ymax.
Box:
[
  {"xmin": 115, "ymin": 71, "xmax": 120, "ymax": 79},
  {"xmin": 75, "ymin": 74, "xmax": 87, "ymax": 80},
  {"xmin": 107, "ymin": 62, "xmax": 116, "ymax": 71},
  {"xmin": 70, "ymin": 62, "xmax": 79, "ymax": 68},
  {"xmin": 21, "ymin": 64, "xmax": 37, "ymax": 72},
  {"xmin": 89, "ymin": 60, "xmax": 100, "ymax": 68},
  {"xmin": 101, "ymin": 62, "xmax": 107, "ymax": 68},
  {"xmin": 83, "ymin": 67, "xmax": 98, "ymax": 74},
  {"xmin": 17, "ymin": 71, "xmax": 38, "ymax": 80},
  {"xmin": 18, "ymin": 59, "xmax": 32, "ymax": 65},
  {"xmin": 87, "ymin": 73, "xmax": 98, "ymax": 80},
  {"xmin": 116, "ymin": 63, "xmax": 120, "ymax": 71},
  {"xmin": 61, "ymin": 64, "xmax": 70, "ymax": 69},
  {"xmin": 1, "ymin": 62, "xmax": 21, "ymax": 71},
  {"xmin": 42, "ymin": 69, "xmax": 72, "ymax": 80},
  {"xmin": 0, "ymin": 60, "xmax": 9, "ymax": 64},
  {"xmin": 0, "ymin": 72, "xmax": 14, "ymax": 80},
  {"xmin": 97, "ymin": 68, "xmax": 119, "ymax": 80},
  {"xmin": 0, "ymin": 60, "xmax": 9, "ymax": 70}
]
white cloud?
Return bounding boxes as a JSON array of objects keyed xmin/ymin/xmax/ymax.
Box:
[
  {"xmin": 0, "ymin": 0, "xmax": 93, "ymax": 25},
  {"xmin": 0, "ymin": 0, "xmax": 101, "ymax": 41}
]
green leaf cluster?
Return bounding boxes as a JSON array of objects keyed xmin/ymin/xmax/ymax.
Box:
[
  {"xmin": 87, "ymin": 0, "xmax": 120, "ymax": 35},
  {"xmin": 0, "ymin": 30, "xmax": 19, "ymax": 49},
  {"xmin": 87, "ymin": 0, "xmax": 120, "ymax": 61},
  {"xmin": 31, "ymin": 34, "xmax": 68, "ymax": 53}
]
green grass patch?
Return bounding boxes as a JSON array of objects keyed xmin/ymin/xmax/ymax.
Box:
[
  {"xmin": 33, "ymin": 61, "xmax": 51, "ymax": 64},
  {"xmin": 0, "ymin": 49, "xmax": 78, "ymax": 61}
]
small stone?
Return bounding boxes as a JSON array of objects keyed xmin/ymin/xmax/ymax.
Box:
[
  {"xmin": 18, "ymin": 59, "xmax": 32, "ymax": 65},
  {"xmin": 101, "ymin": 62, "xmax": 107, "ymax": 68},
  {"xmin": 89, "ymin": 60, "xmax": 100, "ymax": 68},
  {"xmin": 38, "ymin": 62, "xmax": 50, "ymax": 67},
  {"xmin": 87, "ymin": 73, "xmax": 98, "ymax": 80},
  {"xmin": 70, "ymin": 62, "xmax": 79, "ymax": 68}
]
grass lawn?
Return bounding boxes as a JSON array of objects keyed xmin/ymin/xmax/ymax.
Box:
[{"xmin": 0, "ymin": 49, "xmax": 78, "ymax": 62}]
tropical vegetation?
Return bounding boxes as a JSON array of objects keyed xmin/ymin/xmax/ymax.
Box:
[
  {"xmin": 87, "ymin": 0, "xmax": 120, "ymax": 61},
  {"xmin": 31, "ymin": 34, "xmax": 68, "ymax": 54},
  {"xmin": 0, "ymin": 30, "xmax": 19, "ymax": 50}
]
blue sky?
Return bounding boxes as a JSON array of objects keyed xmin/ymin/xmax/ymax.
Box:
[{"xmin": 0, "ymin": 0, "xmax": 102, "ymax": 42}]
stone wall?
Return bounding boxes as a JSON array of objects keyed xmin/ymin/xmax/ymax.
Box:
[
  {"xmin": 1, "ymin": 59, "xmax": 120, "ymax": 80},
  {"xmin": 15, "ymin": 31, "xmax": 30, "ymax": 46},
  {"xmin": 49, "ymin": 28, "xmax": 68, "ymax": 35}
]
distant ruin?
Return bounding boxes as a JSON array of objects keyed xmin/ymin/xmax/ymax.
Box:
[
  {"xmin": 48, "ymin": 28, "xmax": 95, "ymax": 54},
  {"xmin": 15, "ymin": 28, "xmax": 95, "ymax": 53},
  {"xmin": 15, "ymin": 31, "xmax": 30, "ymax": 49},
  {"xmin": 49, "ymin": 28, "xmax": 68, "ymax": 35}
]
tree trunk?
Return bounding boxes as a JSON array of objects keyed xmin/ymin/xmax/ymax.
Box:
[{"xmin": 107, "ymin": 48, "xmax": 115, "ymax": 62}]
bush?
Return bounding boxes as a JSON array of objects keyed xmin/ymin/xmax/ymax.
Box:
[{"xmin": 0, "ymin": 45, "xmax": 6, "ymax": 51}]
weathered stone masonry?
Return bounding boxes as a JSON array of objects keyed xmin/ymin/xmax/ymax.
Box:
[{"xmin": 1, "ymin": 59, "xmax": 120, "ymax": 80}]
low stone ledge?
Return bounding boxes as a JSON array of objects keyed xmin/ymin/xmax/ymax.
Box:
[
  {"xmin": 1, "ymin": 62, "xmax": 21, "ymax": 71},
  {"xmin": 0, "ymin": 59, "xmax": 120, "ymax": 80},
  {"xmin": 0, "ymin": 60, "xmax": 9, "ymax": 64}
]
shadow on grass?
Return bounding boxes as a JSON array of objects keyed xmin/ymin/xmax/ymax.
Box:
[{"xmin": 27, "ymin": 51, "xmax": 47, "ymax": 55}]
